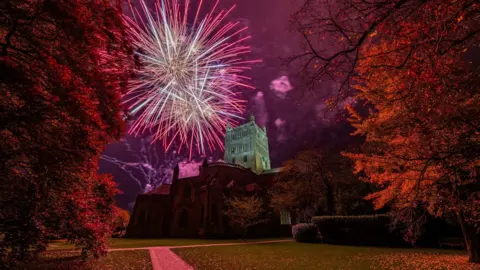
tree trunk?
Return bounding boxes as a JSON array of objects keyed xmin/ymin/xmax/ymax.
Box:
[
  {"xmin": 325, "ymin": 182, "xmax": 335, "ymax": 215},
  {"xmin": 242, "ymin": 227, "xmax": 248, "ymax": 241},
  {"xmin": 457, "ymin": 211, "xmax": 480, "ymax": 263}
]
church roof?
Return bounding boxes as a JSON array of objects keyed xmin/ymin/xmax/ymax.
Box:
[
  {"xmin": 147, "ymin": 184, "xmax": 171, "ymax": 195},
  {"xmin": 261, "ymin": 167, "xmax": 283, "ymax": 174}
]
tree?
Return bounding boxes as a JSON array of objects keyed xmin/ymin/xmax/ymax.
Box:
[
  {"xmin": 269, "ymin": 148, "xmax": 372, "ymax": 222},
  {"xmin": 292, "ymin": 0, "xmax": 480, "ymax": 262},
  {"xmin": 224, "ymin": 196, "xmax": 267, "ymax": 239},
  {"xmin": 290, "ymin": 0, "xmax": 479, "ymax": 105},
  {"xmin": 113, "ymin": 207, "xmax": 131, "ymax": 237},
  {"xmin": 345, "ymin": 47, "xmax": 480, "ymax": 261},
  {"xmin": 291, "ymin": 0, "xmax": 480, "ymax": 263},
  {"xmin": 0, "ymin": 0, "xmax": 133, "ymax": 265}
]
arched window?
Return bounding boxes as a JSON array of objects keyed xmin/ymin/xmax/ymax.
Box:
[
  {"xmin": 280, "ymin": 210, "xmax": 291, "ymax": 225},
  {"xmin": 243, "ymin": 155, "xmax": 248, "ymax": 162},
  {"xmin": 232, "ymin": 158, "xmax": 235, "ymax": 164},
  {"xmin": 179, "ymin": 209, "xmax": 188, "ymax": 229}
]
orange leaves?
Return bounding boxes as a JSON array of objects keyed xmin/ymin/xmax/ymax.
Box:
[
  {"xmin": 349, "ymin": 31, "xmax": 478, "ymax": 224},
  {"xmin": 225, "ymin": 196, "xmax": 266, "ymax": 230},
  {"xmin": 345, "ymin": 103, "xmax": 361, "ymax": 125},
  {"xmin": 357, "ymin": 250, "xmax": 476, "ymax": 270},
  {"xmin": 293, "ymin": 0, "xmax": 479, "ymax": 251}
]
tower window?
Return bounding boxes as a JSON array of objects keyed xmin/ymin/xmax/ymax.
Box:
[
  {"xmin": 232, "ymin": 158, "xmax": 235, "ymax": 164},
  {"xmin": 244, "ymin": 155, "xmax": 247, "ymax": 162}
]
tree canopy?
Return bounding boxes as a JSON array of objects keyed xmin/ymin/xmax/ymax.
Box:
[
  {"xmin": 270, "ymin": 148, "xmax": 373, "ymax": 222},
  {"xmin": 225, "ymin": 196, "xmax": 267, "ymax": 239},
  {"xmin": 292, "ymin": 0, "xmax": 480, "ymax": 262},
  {"xmin": 0, "ymin": 0, "xmax": 133, "ymax": 265}
]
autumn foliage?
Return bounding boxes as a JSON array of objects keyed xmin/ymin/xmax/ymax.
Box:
[
  {"xmin": 113, "ymin": 207, "xmax": 131, "ymax": 237},
  {"xmin": 269, "ymin": 148, "xmax": 373, "ymax": 222},
  {"xmin": 293, "ymin": 0, "xmax": 480, "ymax": 263},
  {"xmin": 0, "ymin": 0, "xmax": 133, "ymax": 265},
  {"xmin": 225, "ymin": 196, "xmax": 267, "ymax": 239}
]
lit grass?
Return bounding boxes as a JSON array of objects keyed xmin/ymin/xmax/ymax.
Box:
[
  {"xmin": 15, "ymin": 250, "xmax": 152, "ymax": 270},
  {"xmin": 173, "ymin": 241, "xmax": 476, "ymax": 270},
  {"xmin": 48, "ymin": 237, "xmax": 290, "ymax": 250},
  {"xmin": 109, "ymin": 238, "xmax": 246, "ymax": 249}
]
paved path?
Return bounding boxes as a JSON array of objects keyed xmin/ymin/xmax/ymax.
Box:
[
  {"xmin": 149, "ymin": 247, "xmax": 194, "ymax": 270},
  {"xmin": 112, "ymin": 239, "xmax": 292, "ymax": 270}
]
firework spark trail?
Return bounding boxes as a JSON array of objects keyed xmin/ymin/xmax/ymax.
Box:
[
  {"xmin": 123, "ymin": 0, "xmax": 260, "ymax": 158},
  {"xmin": 101, "ymin": 138, "xmax": 184, "ymax": 193}
]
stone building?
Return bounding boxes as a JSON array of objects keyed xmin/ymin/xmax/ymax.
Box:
[
  {"xmin": 125, "ymin": 117, "xmax": 293, "ymax": 238},
  {"xmin": 224, "ymin": 115, "xmax": 271, "ymax": 173}
]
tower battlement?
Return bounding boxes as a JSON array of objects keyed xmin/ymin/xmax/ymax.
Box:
[{"xmin": 224, "ymin": 115, "xmax": 271, "ymax": 173}]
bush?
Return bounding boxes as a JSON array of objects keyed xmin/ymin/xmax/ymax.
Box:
[
  {"xmin": 292, "ymin": 223, "xmax": 318, "ymax": 243},
  {"xmin": 312, "ymin": 215, "xmax": 405, "ymax": 246},
  {"xmin": 112, "ymin": 207, "xmax": 130, "ymax": 238}
]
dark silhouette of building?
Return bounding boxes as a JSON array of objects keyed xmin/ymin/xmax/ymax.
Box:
[{"xmin": 126, "ymin": 117, "xmax": 293, "ymax": 238}]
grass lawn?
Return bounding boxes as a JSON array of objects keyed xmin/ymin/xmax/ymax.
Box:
[
  {"xmin": 48, "ymin": 237, "xmax": 289, "ymax": 250},
  {"xmin": 173, "ymin": 241, "xmax": 477, "ymax": 270},
  {"xmin": 14, "ymin": 250, "xmax": 152, "ymax": 270}
]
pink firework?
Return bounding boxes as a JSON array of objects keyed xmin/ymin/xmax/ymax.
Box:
[{"xmin": 123, "ymin": 0, "xmax": 260, "ymax": 158}]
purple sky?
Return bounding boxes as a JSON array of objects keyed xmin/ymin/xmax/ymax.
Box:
[{"xmin": 100, "ymin": 0, "xmax": 356, "ymax": 210}]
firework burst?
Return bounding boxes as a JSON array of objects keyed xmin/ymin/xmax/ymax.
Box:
[
  {"xmin": 101, "ymin": 137, "xmax": 203, "ymax": 194},
  {"xmin": 123, "ymin": 0, "xmax": 260, "ymax": 158}
]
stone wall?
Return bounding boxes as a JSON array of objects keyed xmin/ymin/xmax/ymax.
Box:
[
  {"xmin": 125, "ymin": 194, "xmax": 171, "ymax": 238},
  {"xmin": 126, "ymin": 162, "xmax": 293, "ymax": 239}
]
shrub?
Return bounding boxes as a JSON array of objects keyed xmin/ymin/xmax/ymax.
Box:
[
  {"xmin": 312, "ymin": 215, "xmax": 405, "ymax": 246},
  {"xmin": 112, "ymin": 207, "xmax": 131, "ymax": 238},
  {"xmin": 292, "ymin": 223, "xmax": 318, "ymax": 243}
]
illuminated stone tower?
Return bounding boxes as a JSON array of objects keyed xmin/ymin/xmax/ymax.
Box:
[{"xmin": 224, "ymin": 114, "xmax": 271, "ymax": 173}]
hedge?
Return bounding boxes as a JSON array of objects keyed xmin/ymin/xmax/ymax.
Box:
[
  {"xmin": 292, "ymin": 223, "xmax": 318, "ymax": 243},
  {"xmin": 313, "ymin": 214, "xmax": 389, "ymax": 220},
  {"xmin": 312, "ymin": 215, "xmax": 406, "ymax": 246}
]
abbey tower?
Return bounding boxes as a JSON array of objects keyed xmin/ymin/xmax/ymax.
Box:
[{"xmin": 224, "ymin": 115, "xmax": 271, "ymax": 173}]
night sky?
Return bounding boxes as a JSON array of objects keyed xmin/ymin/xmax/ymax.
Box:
[{"xmin": 100, "ymin": 0, "xmax": 356, "ymax": 210}]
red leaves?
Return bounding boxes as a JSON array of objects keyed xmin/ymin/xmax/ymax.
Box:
[{"xmin": 1, "ymin": 0, "xmax": 133, "ymax": 264}]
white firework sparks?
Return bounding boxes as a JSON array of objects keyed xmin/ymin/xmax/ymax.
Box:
[
  {"xmin": 101, "ymin": 138, "xmax": 174, "ymax": 192},
  {"xmin": 101, "ymin": 137, "xmax": 203, "ymax": 193},
  {"xmin": 123, "ymin": 0, "xmax": 260, "ymax": 158}
]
